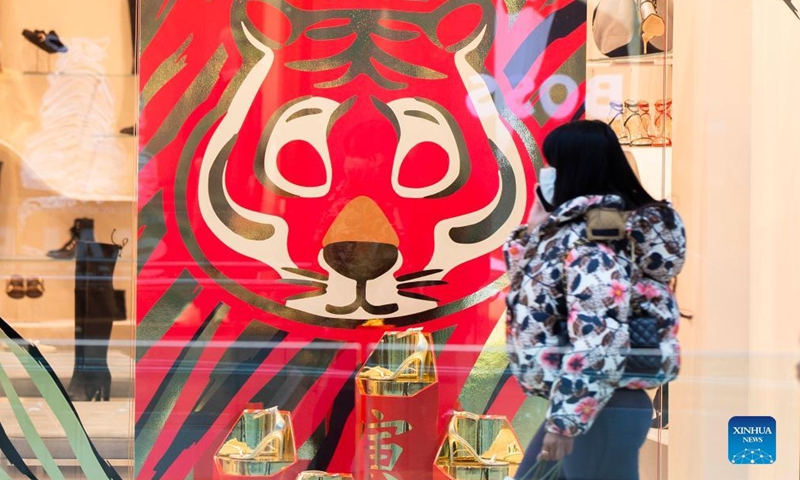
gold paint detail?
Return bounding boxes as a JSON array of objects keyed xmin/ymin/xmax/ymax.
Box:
[
  {"xmin": 530, "ymin": 45, "xmax": 586, "ymax": 128},
  {"xmin": 141, "ymin": 0, "xmax": 179, "ymax": 51},
  {"xmin": 504, "ymin": 0, "xmax": 527, "ymax": 16},
  {"xmin": 403, "ymin": 110, "xmax": 439, "ymax": 125},
  {"xmin": 327, "ymin": 97, "xmax": 356, "ymax": 138},
  {"xmin": 322, "ymin": 197, "xmax": 399, "ymax": 247},
  {"xmin": 549, "ymin": 83, "xmax": 568, "ymax": 105},
  {"xmin": 287, "ymin": 108, "xmax": 324, "ymax": 122},
  {"xmin": 279, "ymin": 8, "xmax": 448, "ymax": 89},
  {"xmin": 208, "ymin": 136, "xmax": 277, "ymax": 240},
  {"xmin": 458, "ymin": 310, "xmax": 511, "ymax": 414},
  {"xmin": 362, "ymin": 319, "xmax": 387, "ymax": 327},
  {"xmin": 145, "ymin": 45, "xmax": 228, "ymax": 157},
  {"xmin": 366, "ymin": 409, "xmax": 411, "ymax": 472},
  {"xmin": 142, "ymin": 35, "xmax": 192, "ymax": 107}
]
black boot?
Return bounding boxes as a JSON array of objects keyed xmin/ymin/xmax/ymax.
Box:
[
  {"xmin": 68, "ymin": 241, "xmax": 121, "ymax": 401},
  {"xmin": 47, "ymin": 218, "xmax": 95, "ymax": 260}
]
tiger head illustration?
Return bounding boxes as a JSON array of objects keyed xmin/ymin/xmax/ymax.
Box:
[{"xmin": 181, "ymin": 0, "xmax": 535, "ymax": 327}]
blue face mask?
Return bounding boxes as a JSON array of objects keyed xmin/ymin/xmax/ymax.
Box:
[{"xmin": 538, "ymin": 167, "xmax": 556, "ymax": 209}]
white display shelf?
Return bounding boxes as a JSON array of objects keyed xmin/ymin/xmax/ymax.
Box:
[
  {"xmin": 647, "ymin": 428, "xmax": 669, "ymax": 446},
  {"xmin": 587, "ymin": 52, "xmax": 673, "ymax": 68},
  {"xmin": 627, "ymin": 146, "xmax": 672, "ymax": 200},
  {"xmin": 21, "ymin": 71, "xmax": 136, "ymax": 78},
  {"xmin": 0, "ymin": 257, "xmax": 137, "ymax": 264},
  {"xmin": 0, "ymin": 139, "xmax": 135, "ymax": 203}
]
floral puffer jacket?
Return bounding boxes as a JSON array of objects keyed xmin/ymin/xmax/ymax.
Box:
[{"xmin": 504, "ymin": 195, "xmax": 686, "ymax": 437}]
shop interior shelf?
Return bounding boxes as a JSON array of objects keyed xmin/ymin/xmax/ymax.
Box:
[
  {"xmin": 627, "ymin": 146, "xmax": 673, "ymax": 200},
  {"xmin": 647, "ymin": 427, "xmax": 669, "ymax": 446},
  {"xmin": 20, "ymin": 71, "xmax": 136, "ymax": 78},
  {"xmin": 0, "ymin": 140, "xmax": 136, "ymax": 203},
  {"xmin": 0, "ymin": 397, "xmax": 133, "ymax": 462},
  {"xmin": 587, "ymin": 52, "xmax": 673, "ymax": 68},
  {"xmin": 0, "ymin": 256, "xmax": 138, "ymax": 265}
]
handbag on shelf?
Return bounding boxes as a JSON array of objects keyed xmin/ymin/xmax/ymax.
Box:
[{"xmin": 592, "ymin": 0, "xmax": 673, "ymax": 58}]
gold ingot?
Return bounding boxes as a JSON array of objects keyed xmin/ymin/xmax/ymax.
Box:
[
  {"xmin": 357, "ymin": 327, "xmax": 437, "ymax": 397},
  {"xmin": 435, "ymin": 411, "xmax": 524, "ymax": 480},
  {"xmin": 215, "ymin": 407, "xmax": 297, "ymax": 476}
]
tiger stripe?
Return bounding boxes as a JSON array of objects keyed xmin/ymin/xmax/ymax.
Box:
[{"xmin": 135, "ymin": 304, "xmax": 228, "ymax": 476}]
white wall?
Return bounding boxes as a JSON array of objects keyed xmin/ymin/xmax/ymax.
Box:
[{"xmin": 671, "ymin": 0, "xmax": 800, "ymax": 478}]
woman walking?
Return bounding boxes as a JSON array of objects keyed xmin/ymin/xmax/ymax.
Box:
[{"xmin": 505, "ymin": 120, "xmax": 685, "ymax": 480}]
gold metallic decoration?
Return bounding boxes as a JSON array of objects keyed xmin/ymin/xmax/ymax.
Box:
[
  {"xmin": 362, "ymin": 318, "xmax": 387, "ymax": 328},
  {"xmin": 357, "ymin": 328, "xmax": 437, "ymax": 397},
  {"xmin": 365, "ymin": 410, "xmax": 411, "ymax": 473},
  {"xmin": 504, "ymin": 0, "xmax": 527, "ymax": 16},
  {"xmin": 529, "ymin": 45, "xmax": 586, "ymax": 129},
  {"xmin": 235, "ymin": 0, "xmax": 498, "ymax": 89},
  {"xmin": 215, "ymin": 406, "xmax": 297, "ymax": 476},
  {"xmin": 141, "ymin": 35, "xmax": 192, "ymax": 108},
  {"xmin": 141, "ymin": 0, "xmax": 179, "ymax": 51},
  {"xmin": 144, "ymin": 45, "xmax": 228, "ymax": 157},
  {"xmin": 296, "ymin": 472, "xmax": 355, "ymax": 480},
  {"xmin": 435, "ymin": 411, "xmax": 523, "ymax": 480},
  {"xmin": 283, "ymin": 9, "xmax": 446, "ymax": 90},
  {"xmin": 458, "ymin": 312, "xmax": 512, "ymax": 415}
]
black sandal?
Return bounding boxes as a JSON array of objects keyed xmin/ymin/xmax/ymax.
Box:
[{"xmin": 22, "ymin": 29, "xmax": 68, "ymax": 54}]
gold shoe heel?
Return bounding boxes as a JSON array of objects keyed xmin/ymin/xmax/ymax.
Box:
[{"xmin": 640, "ymin": 0, "xmax": 666, "ymax": 54}]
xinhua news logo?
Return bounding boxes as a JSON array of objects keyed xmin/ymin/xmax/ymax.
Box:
[{"xmin": 728, "ymin": 416, "xmax": 776, "ymax": 465}]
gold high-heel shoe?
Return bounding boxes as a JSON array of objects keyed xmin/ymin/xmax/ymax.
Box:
[
  {"xmin": 608, "ymin": 101, "xmax": 629, "ymax": 145},
  {"xmin": 448, "ymin": 412, "xmax": 508, "ymax": 466},
  {"xmin": 229, "ymin": 407, "xmax": 286, "ymax": 460},
  {"xmin": 640, "ymin": 0, "xmax": 665, "ymax": 54},
  {"xmin": 477, "ymin": 427, "xmax": 523, "ymax": 464},
  {"xmin": 624, "ymin": 100, "xmax": 653, "ymax": 146},
  {"xmin": 653, "ymin": 99, "xmax": 672, "ymax": 146},
  {"xmin": 359, "ymin": 327, "xmax": 428, "ymax": 381}
]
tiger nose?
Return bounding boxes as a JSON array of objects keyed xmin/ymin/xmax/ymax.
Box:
[{"xmin": 322, "ymin": 196, "xmax": 399, "ymax": 281}]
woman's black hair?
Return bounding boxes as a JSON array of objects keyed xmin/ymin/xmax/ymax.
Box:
[{"xmin": 543, "ymin": 119, "xmax": 659, "ymax": 210}]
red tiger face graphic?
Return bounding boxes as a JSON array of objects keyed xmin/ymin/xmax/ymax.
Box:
[{"xmin": 178, "ymin": 0, "xmax": 535, "ymax": 329}]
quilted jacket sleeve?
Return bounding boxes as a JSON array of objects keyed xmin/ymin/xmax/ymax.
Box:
[{"xmin": 544, "ymin": 243, "xmax": 629, "ymax": 437}]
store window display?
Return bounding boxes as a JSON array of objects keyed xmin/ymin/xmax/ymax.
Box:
[
  {"xmin": 0, "ymin": 0, "xmax": 137, "ymax": 478},
  {"xmin": 1, "ymin": 0, "xmax": 798, "ymax": 479}
]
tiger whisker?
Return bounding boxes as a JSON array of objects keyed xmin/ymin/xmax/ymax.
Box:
[
  {"xmin": 397, "ymin": 280, "xmax": 447, "ymax": 290},
  {"xmin": 282, "ymin": 267, "xmax": 329, "ymax": 281},
  {"xmin": 285, "ymin": 288, "xmax": 328, "ymax": 301},
  {"xmin": 279, "ymin": 279, "xmax": 328, "ymax": 289},
  {"xmin": 397, "ymin": 291, "xmax": 439, "ymax": 302},
  {"xmin": 395, "ymin": 269, "xmax": 443, "ymax": 283}
]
